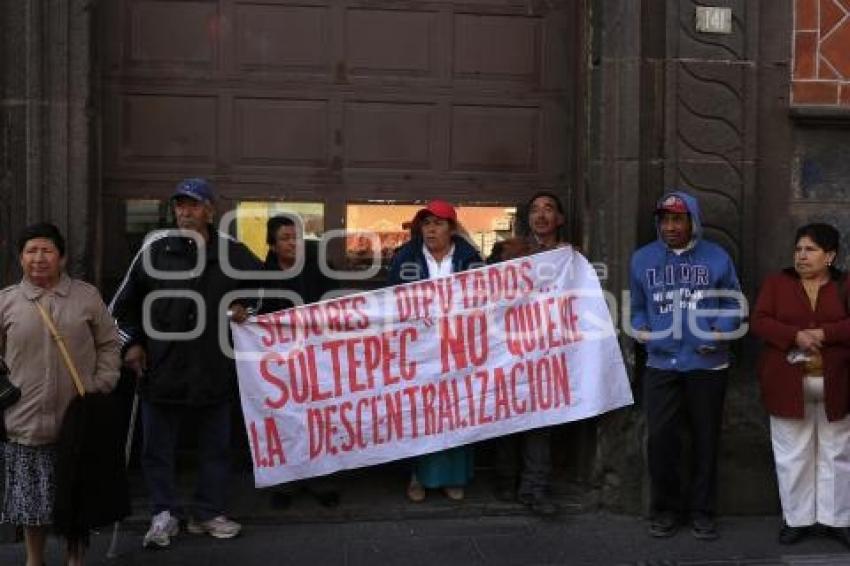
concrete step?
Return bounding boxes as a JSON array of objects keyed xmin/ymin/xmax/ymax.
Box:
[{"xmin": 121, "ymin": 466, "xmax": 593, "ymax": 530}]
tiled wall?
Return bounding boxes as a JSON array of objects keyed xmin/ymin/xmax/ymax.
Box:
[{"xmin": 792, "ymin": 0, "xmax": 850, "ymax": 105}]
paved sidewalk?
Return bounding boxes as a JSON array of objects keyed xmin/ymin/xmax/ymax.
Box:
[
  {"xmin": 2, "ymin": 467, "xmax": 848, "ymax": 565},
  {"xmin": 1, "ymin": 513, "xmax": 848, "ymax": 565}
]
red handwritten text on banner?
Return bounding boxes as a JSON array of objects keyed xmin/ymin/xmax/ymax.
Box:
[{"xmin": 232, "ymin": 247, "xmax": 632, "ymax": 487}]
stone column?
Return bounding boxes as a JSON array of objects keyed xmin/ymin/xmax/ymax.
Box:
[
  {"xmin": 586, "ymin": 0, "xmax": 647, "ymax": 514},
  {"xmin": 0, "ymin": 0, "xmax": 93, "ymax": 285},
  {"xmin": 590, "ymin": 0, "xmax": 784, "ymax": 516}
]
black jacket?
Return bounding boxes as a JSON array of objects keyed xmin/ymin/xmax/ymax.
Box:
[
  {"xmin": 259, "ymin": 239, "xmax": 337, "ymax": 313},
  {"xmin": 109, "ymin": 229, "xmax": 262, "ymax": 406},
  {"xmin": 387, "ymin": 235, "xmax": 483, "ymax": 285}
]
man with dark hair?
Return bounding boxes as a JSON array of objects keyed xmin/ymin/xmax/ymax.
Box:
[
  {"xmin": 629, "ymin": 190, "xmax": 743, "ymax": 541},
  {"xmin": 110, "ymin": 178, "xmax": 262, "ymax": 549},
  {"xmin": 491, "ymin": 190, "xmax": 569, "ymax": 517}
]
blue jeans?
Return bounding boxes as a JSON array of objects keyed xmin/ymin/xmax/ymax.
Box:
[{"xmin": 141, "ymin": 400, "xmax": 231, "ymax": 521}]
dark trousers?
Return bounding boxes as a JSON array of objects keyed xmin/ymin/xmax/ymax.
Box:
[
  {"xmin": 643, "ymin": 368, "xmax": 727, "ymax": 519},
  {"xmin": 496, "ymin": 427, "xmax": 552, "ymax": 497},
  {"xmin": 141, "ymin": 400, "xmax": 232, "ymax": 521}
]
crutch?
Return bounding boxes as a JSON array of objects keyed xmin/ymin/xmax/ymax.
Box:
[{"xmin": 106, "ymin": 380, "xmax": 141, "ymax": 559}]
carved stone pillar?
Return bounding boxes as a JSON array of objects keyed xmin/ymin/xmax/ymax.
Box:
[
  {"xmin": 590, "ymin": 0, "xmax": 778, "ymax": 515},
  {"xmin": 0, "ymin": 0, "xmax": 93, "ymax": 285}
]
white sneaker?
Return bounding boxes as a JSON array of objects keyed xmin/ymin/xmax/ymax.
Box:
[
  {"xmin": 143, "ymin": 510, "xmax": 179, "ymax": 549},
  {"xmin": 187, "ymin": 515, "xmax": 242, "ymax": 539}
]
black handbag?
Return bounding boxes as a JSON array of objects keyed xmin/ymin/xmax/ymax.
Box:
[
  {"xmin": 0, "ymin": 357, "xmax": 21, "ymax": 410},
  {"xmin": 33, "ymin": 302, "xmax": 130, "ymax": 538}
]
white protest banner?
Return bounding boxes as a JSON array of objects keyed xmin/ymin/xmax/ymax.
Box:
[{"xmin": 231, "ymin": 246, "xmax": 633, "ymax": 487}]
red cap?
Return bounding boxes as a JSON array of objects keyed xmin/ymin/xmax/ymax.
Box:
[
  {"xmin": 413, "ymin": 200, "xmax": 457, "ymax": 223},
  {"xmin": 655, "ymin": 194, "xmax": 688, "ymax": 215}
]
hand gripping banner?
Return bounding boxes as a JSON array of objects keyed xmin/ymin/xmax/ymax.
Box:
[{"xmin": 231, "ymin": 247, "xmax": 633, "ymax": 487}]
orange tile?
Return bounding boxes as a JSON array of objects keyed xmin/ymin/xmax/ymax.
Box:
[
  {"xmin": 820, "ymin": 20, "xmax": 850, "ymax": 77},
  {"xmin": 820, "ymin": 0, "xmax": 845, "ymax": 36},
  {"xmin": 794, "ymin": 32, "xmax": 818, "ymax": 78},
  {"xmin": 838, "ymin": 0, "xmax": 850, "ymax": 13},
  {"xmin": 820, "ymin": 56, "xmax": 840, "ymax": 78},
  {"xmin": 793, "ymin": 81, "xmax": 840, "ymax": 104},
  {"xmin": 840, "ymin": 83, "xmax": 850, "ymax": 105},
  {"xmin": 796, "ymin": 0, "xmax": 818, "ymax": 29}
]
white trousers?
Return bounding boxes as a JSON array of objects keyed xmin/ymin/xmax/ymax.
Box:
[{"xmin": 770, "ymin": 376, "xmax": 850, "ymax": 527}]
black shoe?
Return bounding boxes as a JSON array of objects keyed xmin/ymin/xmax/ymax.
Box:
[
  {"xmin": 312, "ymin": 490, "xmax": 340, "ymax": 508},
  {"xmin": 270, "ymin": 491, "xmax": 292, "ymax": 510},
  {"xmin": 778, "ymin": 523, "xmax": 809, "ymax": 545},
  {"xmin": 827, "ymin": 526, "xmax": 850, "ymax": 549},
  {"xmin": 690, "ymin": 516, "xmax": 718, "ymax": 541},
  {"xmin": 518, "ymin": 493, "xmax": 558, "ymax": 517},
  {"xmin": 648, "ymin": 513, "xmax": 678, "ymax": 538},
  {"xmin": 493, "ymin": 484, "xmax": 516, "ymax": 503}
]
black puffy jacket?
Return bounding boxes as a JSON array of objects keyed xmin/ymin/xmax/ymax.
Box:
[{"xmin": 109, "ymin": 228, "xmax": 262, "ymax": 406}]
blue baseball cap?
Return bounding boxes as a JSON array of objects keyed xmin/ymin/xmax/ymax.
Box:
[{"xmin": 172, "ymin": 177, "xmax": 214, "ymax": 203}]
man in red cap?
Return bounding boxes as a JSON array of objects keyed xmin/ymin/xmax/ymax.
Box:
[{"xmin": 629, "ymin": 190, "xmax": 743, "ymax": 541}]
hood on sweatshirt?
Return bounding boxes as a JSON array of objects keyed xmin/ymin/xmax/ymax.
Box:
[{"xmin": 654, "ymin": 191, "xmax": 703, "ymax": 247}]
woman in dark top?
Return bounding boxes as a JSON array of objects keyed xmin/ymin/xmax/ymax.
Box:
[
  {"xmin": 387, "ymin": 200, "xmax": 483, "ymax": 502},
  {"xmin": 752, "ymin": 223, "xmax": 850, "ymax": 547}
]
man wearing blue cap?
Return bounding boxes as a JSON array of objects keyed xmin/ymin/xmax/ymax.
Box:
[{"xmin": 110, "ymin": 178, "xmax": 262, "ymax": 549}]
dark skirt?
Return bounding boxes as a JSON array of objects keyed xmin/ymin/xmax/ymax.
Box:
[{"xmin": 1, "ymin": 441, "xmax": 56, "ymax": 526}]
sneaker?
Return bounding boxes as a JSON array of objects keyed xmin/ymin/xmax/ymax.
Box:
[
  {"xmin": 690, "ymin": 516, "xmax": 719, "ymax": 541},
  {"xmin": 187, "ymin": 515, "xmax": 242, "ymax": 539},
  {"xmin": 143, "ymin": 510, "xmax": 179, "ymax": 549},
  {"xmin": 648, "ymin": 512, "xmax": 678, "ymax": 538}
]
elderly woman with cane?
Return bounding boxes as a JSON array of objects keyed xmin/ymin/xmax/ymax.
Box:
[{"xmin": 0, "ymin": 223, "xmax": 121, "ymax": 566}]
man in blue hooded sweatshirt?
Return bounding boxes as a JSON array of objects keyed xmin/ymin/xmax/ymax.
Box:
[{"xmin": 629, "ymin": 191, "xmax": 743, "ymax": 541}]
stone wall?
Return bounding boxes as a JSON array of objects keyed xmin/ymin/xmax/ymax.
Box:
[
  {"xmin": 0, "ymin": 0, "xmax": 94, "ymax": 286},
  {"xmin": 590, "ymin": 0, "xmax": 796, "ymax": 515}
]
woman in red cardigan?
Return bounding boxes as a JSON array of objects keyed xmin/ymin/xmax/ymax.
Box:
[{"xmin": 752, "ymin": 223, "xmax": 850, "ymax": 548}]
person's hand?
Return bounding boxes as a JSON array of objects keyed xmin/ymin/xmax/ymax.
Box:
[
  {"xmin": 124, "ymin": 344, "xmax": 147, "ymax": 378},
  {"xmin": 807, "ymin": 328, "xmax": 825, "ymax": 342},
  {"xmin": 229, "ymin": 303, "xmax": 251, "ymax": 324},
  {"xmin": 636, "ymin": 330, "xmax": 650, "ymax": 344},
  {"xmin": 795, "ymin": 329, "xmax": 822, "ymax": 352},
  {"xmin": 697, "ymin": 331, "xmax": 722, "ymax": 355}
]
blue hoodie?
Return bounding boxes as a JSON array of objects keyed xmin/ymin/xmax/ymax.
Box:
[{"xmin": 629, "ymin": 191, "xmax": 743, "ymax": 371}]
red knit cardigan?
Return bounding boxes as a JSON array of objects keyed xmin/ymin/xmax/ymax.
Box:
[{"xmin": 751, "ymin": 269, "xmax": 850, "ymax": 421}]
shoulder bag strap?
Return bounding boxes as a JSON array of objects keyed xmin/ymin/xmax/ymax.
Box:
[{"xmin": 33, "ymin": 300, "xmax": 85, "ymax": 397}]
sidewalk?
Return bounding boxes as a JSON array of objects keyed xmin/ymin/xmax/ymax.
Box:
[
  {"xmin": 120, "ymin": 464, "xmax": 591, "ymax": 527},
  {"xmin": 2, "ymin": 512, "xmax": 848, "ymax": 565},
  {"xmin": 1, "ymin": 467, "xmax": 849, "ymax": 565}
]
